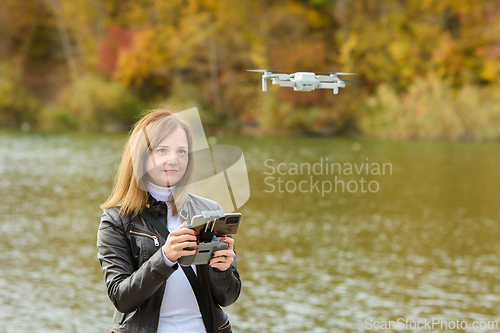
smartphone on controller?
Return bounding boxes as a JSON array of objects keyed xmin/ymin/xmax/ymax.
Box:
[
  {"xmin": 178, "ymin": 212, "xmax": 242, "ymax": 266},
  {"xmin": 189, "ymin": 213, "xmax": 242, "ymax": 237}
]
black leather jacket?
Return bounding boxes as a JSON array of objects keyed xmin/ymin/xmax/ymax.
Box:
[{"xmin": 97, "ymin": 193, "xmax": 241, "ymax": 333}]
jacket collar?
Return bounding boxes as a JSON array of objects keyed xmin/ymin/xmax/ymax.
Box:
[
  {"xmin": 145, "ymin": 195, "xmax": 167, "ymax": 220},
  {"xmin": 145, "ymin": 193, "xmax": 192, "ymax": 223}
]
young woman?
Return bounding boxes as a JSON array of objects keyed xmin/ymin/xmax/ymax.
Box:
[{"xmin": 97, "ymin": 109, "xmax": 241, "ymax": 333}]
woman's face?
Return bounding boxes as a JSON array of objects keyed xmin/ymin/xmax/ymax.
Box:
[{"xmin": 145, "ymin": 126, "xmax": 189, "ymax": 187}]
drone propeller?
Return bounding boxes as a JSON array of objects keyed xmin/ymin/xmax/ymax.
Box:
[
  {"xmin": 247, "ymin": 69, "xmax": 287, "ymax": 73},
  {"xmin": 318, "ymin": 71, "xmax": 356, "ymax": 76}
]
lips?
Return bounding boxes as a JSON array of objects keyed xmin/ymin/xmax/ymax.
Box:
[{"xmin": 164, "ymin": 169, "xmax": 178, "ymax": 173}]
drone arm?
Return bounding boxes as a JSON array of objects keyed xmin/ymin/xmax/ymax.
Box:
[
  {"xmin": 316, "ymin": 75, "xmax": 337, "ymax": 82},
  {"xmin": 318, "ymin": 82, "xmax": 338, "ymax": 89},
  {"xmin": 277, "ymin": 81, "xmax": 294, "ymax": 88},
  {"xmin": 272, "ymin": 73, "xmax": 292, "ymax": 81},
  {"xmin": 260, "ymin": 73, "xmax": 293, "ymax": 90},
  {"xmin": 318, "ymin": 81, "xmax": 345, "ymax": 94}
]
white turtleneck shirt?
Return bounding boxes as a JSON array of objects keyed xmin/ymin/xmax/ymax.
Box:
[{"xmin": 147, "ymin": 182, "xmax": 206, "ymax": 333}]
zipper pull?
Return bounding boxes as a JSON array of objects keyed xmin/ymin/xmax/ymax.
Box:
[{"xmin": 152, "ymin": 236, "xmax": 159, "ymax": 247}]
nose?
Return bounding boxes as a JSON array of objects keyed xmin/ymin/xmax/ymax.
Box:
[{"xmin": 163, "ymin": 155, "xmax": 178, "ymax": 167}]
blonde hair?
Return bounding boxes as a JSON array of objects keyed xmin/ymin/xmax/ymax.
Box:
[{"xmin": 101, "ymin": 109, "xmax": 194, "ymax": 217}]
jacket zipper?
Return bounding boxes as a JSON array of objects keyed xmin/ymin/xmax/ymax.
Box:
[{"xmin": 130, "ymin": 230, "xmax": 160, "ymax": 246}]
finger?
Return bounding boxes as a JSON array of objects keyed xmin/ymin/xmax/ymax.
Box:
[
  {"xmin": 174, "ymin": 241, "xmax": 198, "ymax": 251},
  {"xmin": 178, "ymin": 248, "xmax": 199, "ymax": 257},
  {"xmin": 209, "ymin": 257, "xmax": 232, "ymax": 270},
  {"xmin": 211, "ymin": 252, "xmax": 234, "ymax": 265},
  {"xmin": 181, "ymin": 246, "xmax": 199, "ymax": 254},
  {"xmin": 170, "ymin": 226, "xmax": 197, "ymax": 237},
  {"xmin": 212, "ymin": 249, "xmax": 234, "ymax": 259},
  {"xmin": 220, "ymin": 237, "xmax": 234, "ymax": 251},
  {"xmin": 209, "ymin": 262, "xmax": 225, "ymax": 270},
  {"xmin": 171, "ymin": 245, "xmax": 198, "ymax": 259},
  {"xmin": 167, "ymin": 235, "xmax": 197, "ymax": 248},
  {"xmin": 209, "ymin": 257, "xmax": 226, "ymax": 266},
  {"xmin": 174, "ymin": 234, "xmax": 198, "ymax": 243},
  {"xmin": 163, "ymin": 239, "xmax": 198, "ymax": 262}
]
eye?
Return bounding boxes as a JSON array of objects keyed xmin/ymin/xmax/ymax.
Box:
[
  {"xmin": 156, "ymin": 148, "xmax": 167, "ymax": 154},
  {"xmin": 178, "ymin": 149, "xmax": 187, "ymax": 155}
]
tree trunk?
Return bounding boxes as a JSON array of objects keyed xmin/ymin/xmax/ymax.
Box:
[
  {"xmin": 43, "ymin": 0, "xmax": 78, "ymax": 77},
  {"xmin": 209, "ymin": 32, "xmax": 224, "ymax": 116}
]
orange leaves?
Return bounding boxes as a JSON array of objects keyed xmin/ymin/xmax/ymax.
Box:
[
  {"xmin": 114, "ymin": 28, "xmax": 165, "ymax": 87},
  {"xmin": 269, "ymin": 41, "xmax": 328, "ymax": 106},
  {"xmin": 98, "ymin": 26, "xmax": 134, "ymax": 78}
]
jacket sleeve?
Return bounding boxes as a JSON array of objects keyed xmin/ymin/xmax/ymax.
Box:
[
  {"xmin": 208, "ymin": 249, "xmax": 241, "ymax": 307},
  {"xmin": 96, "ymin": 209, "xmax": 177, "ymax": 313}
]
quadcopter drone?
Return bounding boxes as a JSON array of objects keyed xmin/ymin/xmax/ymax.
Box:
[{"xmin": 247, "ymin": 69, "xmax": 358, "ymax": 94}]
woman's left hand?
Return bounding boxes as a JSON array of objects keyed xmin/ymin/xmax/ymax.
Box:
[{"xmin": 209, "ymin": 237, "xmax": 235, "ymax": 271}]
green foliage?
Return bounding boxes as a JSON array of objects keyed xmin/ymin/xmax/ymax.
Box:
[
  {"xmin": 0, "ymin": 63, "xmax": 40, "ymax": 127},
  {"xmin": 150, "ymin": 79, "xmax": 223, "ymax": 131},
  {"xmin": 40, "ymin": 74, "xmax": 143, "ymax": 131},
  {"xmin": 359, "ymin": 75, "xmax": 500, "ymax": 140}
]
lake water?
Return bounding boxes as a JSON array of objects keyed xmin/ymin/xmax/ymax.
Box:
[{"xmin": 1, "ymin": 131, "xmax": 499, "ymax": 332}]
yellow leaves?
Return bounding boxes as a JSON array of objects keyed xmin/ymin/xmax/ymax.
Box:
[
  {"xmin": 339, "ymin": 33, "xmax": 357, "ymax": 71},
  {"xmin": 171, "ymin": 12, "xmax": 212, "ymax": 62},
  {"xmin": 305, "ymin": 8, "xmax": 327, "ymax": 29},
  {"xmin": 388, "ymin": 41, "xmax": 409, "ymax": 63},
  {"xmin": 125, "ymin": 2, "xmax": 150, "ymax": 26},
  {"xmin": 480, "ymin": 58, "xmax": 500, "ymax": 82},
  {"xmin": 445, "ymin": 0, "xmax": 475, "ymax": 15},
  {"xmin": 114, "ymin": 28, "xmax": 164, "ymax": 87},
  {"xmin": 431, "ymin": 32, "xmax": 460, "ymax": 77},
  {"xmin": 432, "ymin": 33, "xmax": 457, "ymax": 63},
  {"xmin": 248, "ymin": 41, "xmax": 267, "ymax": 70},
  {"xmin": 388, "ymin": 40, "xmax": 414, "ymax": 82}
]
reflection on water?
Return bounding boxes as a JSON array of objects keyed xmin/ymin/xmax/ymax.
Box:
[
  {"xmin": 0, "ymin": 132, "xmax": 123, "ymax": 332},
  {"xmin": 0, "ymin": 132, "xmax": 499, "ymax": 332}
]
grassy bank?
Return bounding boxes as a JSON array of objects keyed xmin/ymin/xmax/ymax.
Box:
[{"xmin": 359, "ymin": 75, "xmax": 500, "ymax": 141}]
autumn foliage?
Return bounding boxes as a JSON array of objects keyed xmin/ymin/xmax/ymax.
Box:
[{"xmin": 0, "ymin": 0, "xmax": 499, "ymax": 139}]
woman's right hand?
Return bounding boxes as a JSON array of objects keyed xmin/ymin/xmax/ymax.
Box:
[{"xmin": 162, "ymin": 221, "xmax": 198, "ymax": 263}]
